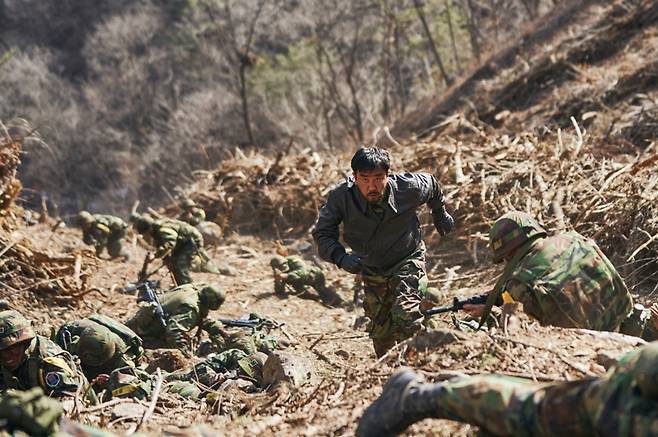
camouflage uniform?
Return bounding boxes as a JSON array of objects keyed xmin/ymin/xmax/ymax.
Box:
[
  {"xmin": 0, "ymin": 311, "xmax": 88, "ymax": 398},
  {"xmin": 132, "ymin": 214, "xmax": 206, "ymax": 285},
  {"xmin": 0, "ymin": 387, "xmax": 116, "ymax": 436},
  {"xmin": 270, "ymin": 256, "xmax": 343, "ymax": 305},
  {"xmin": 178, "ymin": 199, "xmax": 206, "ymax": 226},
  {"xmin": 482, "ymin": 212, "xmax": 652, "ymax": 338},
  {"xmin": 361, "ymin": 242, "xmax": 432, "ymax": 357},
  {"xmin": 78, "ymin": 211, "xmax": 128, "ymax": 259},
  {"xmin": 357, "ymin": 342, "xmax": 658, "ymax": 437},
  {"xmin": 55, "ymin": 315, "xmax": 143, "ymax": 381},
  {"xmin": 166, "ymin": 350, "xmax": 267, "ymax": 398},
  {"xmin": 125, "ymin": 283, "xmax": 226, "ymax": 355}
]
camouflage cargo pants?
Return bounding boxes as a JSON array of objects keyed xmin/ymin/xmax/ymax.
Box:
[
  {"xmin": 166, "ymin": 242, "xmax": 196, "ymax": 285},
  {"xmin": 106, "ymin": 229, "xmax": 127, "ymax": 259},
  {"xmin": 429, "ymin": 375, "xmax": 593, "ymax": 436},
  {"xmin": 361, "ymin": 243, "xmax": 429, "ymax": 357}
]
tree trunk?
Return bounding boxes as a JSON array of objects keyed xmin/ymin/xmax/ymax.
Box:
[
  {"xmin": 444, "ymin": 0, "xmax": 462, "ymax": 74},
  {"xmin": 413, "ymin": 0, "xmax": 453, "ymax": 87},
  {"xmin": 238, "ymin": 64, "xmax": 254, "ymax": 145},
  {"xmin": 461, "ymin": 0, "xmax": 481, "ymax": 62}
]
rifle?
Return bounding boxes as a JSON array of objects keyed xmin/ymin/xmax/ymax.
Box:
[
  {"xmin": 139, "ymin": 280, "xmax": 168, "ymax": 328},
  {"xmin": 124, "ymin": 279, "xmax": 161, "ymax": 294},
  {"xmin": 218, "ymin": 315, "xmax": 281, "ymax": 329},
  {"xmin": 422, "ymin": 294, "xmax": 488, "ymax": 316}
]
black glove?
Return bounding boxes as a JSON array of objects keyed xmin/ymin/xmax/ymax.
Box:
[
  {"xmin": 337, "ymin": 254, "xmax": 362, "ymax": 274},
  {"xmin": 432, "ymin": 207, "xmax": 454, "ymax": 236}
]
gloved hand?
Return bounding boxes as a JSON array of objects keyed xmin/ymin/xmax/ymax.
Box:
[
  {"xmin": 432, "ymin": 207, "xmax": 454, "ymax": 236},
  {"xmin": 338, "ymin": 254, "xmax": 362, "ymax": 274}
]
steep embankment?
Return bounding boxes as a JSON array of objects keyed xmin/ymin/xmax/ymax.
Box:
[{"xmin": 394, "ymin": 0, "xmax": 658, "ymax": 150}]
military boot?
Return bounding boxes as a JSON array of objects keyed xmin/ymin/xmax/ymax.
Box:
[{"xmin": 356, "ymin": 367, "xmax": 438, "ymax": 437}]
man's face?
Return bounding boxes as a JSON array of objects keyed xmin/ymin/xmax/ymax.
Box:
[
  {"xmin": 354, "ymin": 169, "xmax": 388, "ymax": 203},
  {"xmin": 0, "ymin": 341, "xmax": 28, "ymax": 371}
]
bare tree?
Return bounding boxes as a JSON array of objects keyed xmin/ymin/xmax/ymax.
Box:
[{"xmin": 413, "ymin": 0, "xmax": 453, "ymax": 87}]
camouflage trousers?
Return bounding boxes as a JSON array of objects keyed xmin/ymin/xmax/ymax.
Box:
[
  {"xmin": 361, "ymin": 243, "xmax": 429, "ymax": 357},
  {"xmin": 428, "ymin": 375, "xmax": 596, "ymax": 436},
  {"xmin": 165, "ymin": 243, "xmax": 197, "ymax": 285},
  {"xmin": 277, "ymin": 270, "xmax": 342, "ymax": 305}
]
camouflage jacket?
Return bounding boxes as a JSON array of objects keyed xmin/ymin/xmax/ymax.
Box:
[
  {"xmin": 0, "ymin": 336, "xmax": 86, "ymax": 396},
  {"xmin": 134, "ymin": 283, "xmax": 224, "ymax": 351},
  {"xmin": 178, "ymin": 206, "xmax": 206, "ymax": 226},
  {"xmin": 312, "ymin": 172, "xmax": 447, "ymax": 269},
  {"xmin": 151, "ymin": 219, "xmax": 204, "ymax": 258},
  {"xmin": 503, "ymin": 231, "xmax": 633, "ymax": 330},
  {"xmin": 82, "ymin": 214, "xmax": 128, "ymax": 246},
  {"xmin": 56, "ymin": 318, "xmax": 141, "ymax": 380},
  {"xmin": 579, "ymin": 344, "xmax": 658, "ymax": 436},
  {"xmin": 275, "ymin": 256, "xmax": 323, "ymax": 287}
]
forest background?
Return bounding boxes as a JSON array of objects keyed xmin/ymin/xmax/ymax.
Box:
[{"xmin": 0, "ymin": 0, "xmax": 554, "ymax": 213}]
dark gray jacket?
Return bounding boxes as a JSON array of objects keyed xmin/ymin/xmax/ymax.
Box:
[{"xmin": 312, "ymin": 172, "xmax": 446, "ymax": 269}]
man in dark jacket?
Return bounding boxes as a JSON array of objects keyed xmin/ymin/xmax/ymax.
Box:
[{"xmin": 312, "ymin": 146, "xmax": 454, "ymax": 356}]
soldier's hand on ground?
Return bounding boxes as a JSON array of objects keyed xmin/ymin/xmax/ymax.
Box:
[
  {"xmin": 338, "ymin": 254, "xmax": 362, "ymax": 274},
  {"xmin": 463, "ymin": 303, "xmax": 485, "ymax": 318},
  {"xmin": 419, "ymin": 298, "xmax": 435, "ymax": 314},
  {"xmin": 94, "ymin": 374, "xmax": 110, "ymax": 389},
  {"xmin": 432, "ymin": 208, "xmax": 455, "ymax": 236}
]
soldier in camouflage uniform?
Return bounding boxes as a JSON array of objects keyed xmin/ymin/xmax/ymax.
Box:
[
  {"xmin": 358, "ymin": 341, "xmax": 658, "ymax": 437},
  {"xmin": 470, "ymin": 211, "xmax": 656, "ymax": 339},
  {"xmin": 0, "ymin": 310, "xmax": 89, "ymax": 398},
  {"xmin": 131, "ymin": 213, "xmax": 207, "ymax": 284},
  {"xmin": 166, "ymin": 350, "xmax": 268, "ymax": 398},
  {"xmin": 125, "ymin": 282, "xmax": 226, "ymax": 355},
  {"xmin": 0, "ymin": 387, "xmax": 116, "ymax": 436},
  {"xmin": 55, "ymin": 315, "xmax": 144, "ymax": 382},
  {"xmin": 270, "ymin": 255, "xmax": 344, "ymax": 306},
  {"xmin": 178, "ymin": 198, "xmax": 206, "ymax": 226},
  {"xmin": 78, "ymin": 211, "xmax": 129, "ymax": 260},
  {"xmin": 312, "ymin": 147, "xmax": 454, "ymax": 356}
]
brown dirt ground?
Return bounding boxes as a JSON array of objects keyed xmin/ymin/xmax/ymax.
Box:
[{"xmin": 2, "ymin": 217, "xmax": 644, "ymax": 436}]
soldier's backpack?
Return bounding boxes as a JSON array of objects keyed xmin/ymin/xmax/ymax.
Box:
[{"xmin": 88, "ymin": 314, "xmax": 144, "ymax": 360}]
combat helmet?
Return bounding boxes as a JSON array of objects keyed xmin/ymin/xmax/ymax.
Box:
[
  {"xmin": 181, "ymin": 198, "xmax": 196, "ymax": 208},
  {"xmin": 634, "ymin": 343, "xmax": 658, "ymax": 399},
  {"xmin": 0, "ymin": 310, "xmax": 35, "ymax": 350},
  {"xmin": 77, "ymin": 326, "xmax": 117, "ymax": 367},
  {"xmin": 78, "ymin": 211, "xmax": 94, "ymax": 227},
  {"xmin": 270, "ymin": 256, "xmax": 288, "ymax": 271},
  {"xmin": 237, "ymin": 351, "xmax": 268, "ymax": 382},
  {"xmin": 130, "ymin": 213, "xmax": 154, "ymax": 234},
  {"xmin": 200, "ymin": 284, "xmax": 225, "ymax": 310},
  {"xmin": 489, "ymin": 211, "xmax": 547, "ymax": 263}
]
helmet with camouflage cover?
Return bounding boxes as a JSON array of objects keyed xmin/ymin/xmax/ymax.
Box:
[
  {"xmin": 200, "ymin": 284, "xmax": 225, "ymax": 310},
  {"xmin": 237, "ymin": 351, "xmax": 268, "ymax": 381},
  {"xmin": 76, "ymin": 326, "xmax": 117, "ymax": 367},
  {"xmin": 181, "ymin": 198, "xmax": 196, "ymax": 208},
  {"xmin": 270, "ymin": 256, "xmax": 288, "ymax": 271},
  {"xmin": 489, "ymin": 211, "xmax": 547, "ymax": 263},
  {"xmin": 0, "ymin": 310, "xmax": 35, "ymax": 350},
  {"xmin": 78, "ymin": 211, "xmax": 94, "ymax": 227},
  {"xmin": 634, "ymin": 342, "xmax": 658, "ymax": 399},
  {"xmin": 130, "ymin": 213, "xmax": 154, "ymax": 235}
]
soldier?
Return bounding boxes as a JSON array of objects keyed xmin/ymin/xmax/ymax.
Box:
[
  {"xmin": 166, "ymin": 350, "xmax": 268, "ymax": 398},
  {"xmin": 55, "ymin": 314, "xmax": 144, "ymax": 382},
  {"xmin": 357, "ymin": 341, "xmax": 658, "ymax": 436},
  {"xmin": 312, "ymin": 146, "xmax": 454, "ymax": 356},
  {"xmin": 270, "ymin": 255, "xmax": 344, "ymax": 306},
  {"xmin": 131, "ymin": 213, "xmax": 207, "ymax": 284},
  {"xmin": 0, "ymin": 310, "xmax": 88, "ymax": 397},
  {"xmin": 125, "ymin": 282, "xmax": 226, "ymax": 355},
  {"xmin": 466, "ymin": 211, "xmax": 657, "ymax": 339},
  {"xmin": 77, "ymin": 211, "xmax": 129, "ymax": 260},
  {"xmin": 178, "ymin": 198, "xmax": 206, "ymax": 226}
]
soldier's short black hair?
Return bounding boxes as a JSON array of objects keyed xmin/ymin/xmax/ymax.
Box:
[{"xmin": 351, "ymin": 147, "xmax": 390, "ymax": 173}]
